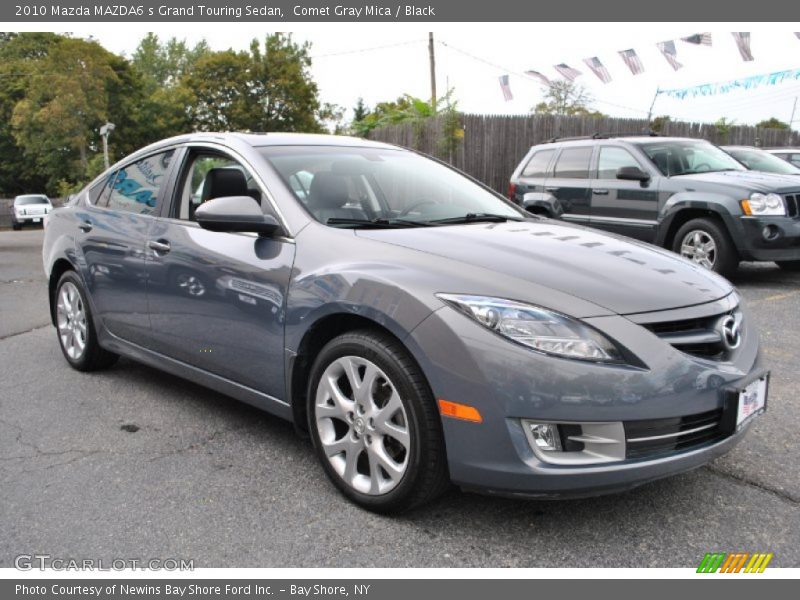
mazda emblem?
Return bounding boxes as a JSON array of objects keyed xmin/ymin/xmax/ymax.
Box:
[{"xmin": 717, "ymin": 315, "xmax": 741, "ymax": 351}]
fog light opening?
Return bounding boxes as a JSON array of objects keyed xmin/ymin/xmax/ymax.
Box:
[
  {"xmin": 528, "ymin": 423, "xmax": 562, "ymax": 452},
  {"xmin": 762, "ymin": 224, "xmax": 780, "ymax": 241}
]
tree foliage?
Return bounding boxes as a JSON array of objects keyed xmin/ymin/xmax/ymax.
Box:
[
  {"xmin": 755, "ymin": 117, "xmax": 790, "ymax": 130},
  {"xmin": 532, "ymin": 81, "xmax": 605, "ymax": 117}
]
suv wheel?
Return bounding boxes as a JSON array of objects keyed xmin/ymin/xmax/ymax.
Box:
[
  {"xmin": 776, "ymin": 260, "xmax": 800, "ymax": 271},
  {"xmin": 12, "ymin": 220, "xmax": 21, "ymax": 231},
  {"xmin": 55, "ymin": 271, "xmax": 119, "ymax": 371},
  {"xmin": 673, "ymin": 218, "xmax": 738, "ymax": 277},
  {"xmin": 307, "ymin": 330, "xmax": 449, "ymax": 513}
]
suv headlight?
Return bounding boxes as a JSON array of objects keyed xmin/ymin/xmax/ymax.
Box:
[
  {"xmin": 742, "ymin": 193, "xmax": 785, "ymax": 216},
  {"xmin": 437, "ymin": 294, "xmax": 623, "ymax": 363}
]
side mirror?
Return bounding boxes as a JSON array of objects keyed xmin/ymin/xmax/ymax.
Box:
[
  {"xmin": 195, "ymin": 196, "xmax": 282, "ymax": 236},
  {"xmin": 616, "ymin": 166, "xmax": 651, "ymax": 182}
]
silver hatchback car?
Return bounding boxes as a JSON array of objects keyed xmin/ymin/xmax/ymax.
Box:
[{"xmin": 43, "ymin": 133, "xmax": 768, "ymax": 512}]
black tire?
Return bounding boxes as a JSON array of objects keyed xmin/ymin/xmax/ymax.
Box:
[
  {"xmin": 776, "ymin": 260, "xmax": 800, "ymax": 271},
  {"xmin": 54, "ymin": 271, "xmax": 119, "ymax": 371},
  {"xmin": 672, "ymin": 217, "xmax": 739, "ymax": 278},
  {"xmin": 12, "ymin": 221, "xmax": 21, "ymax": 231},
  {"xmin": 307, "ymin": 329, "xmax": 449, "ymax": 513}
]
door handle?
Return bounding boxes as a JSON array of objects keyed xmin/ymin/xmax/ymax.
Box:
[
  {"xmin": 593, "ymin": 189, "xmax": 609, "ymax": 195},
  {"xmin": 78, "ymin": 220, "xmax": 93, "ymax": 232},
  {"xmin": 545, "ymin": 187, "xmax": 560, "ymax": 193},
  {"xmin": 148, "ymin": 240, "xmax": 171, "ymax": 254}
]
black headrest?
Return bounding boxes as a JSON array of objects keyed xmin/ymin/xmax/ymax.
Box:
[
  {"xmin": 309, "ymin": 172, "xmax": 349, "ymax": 209},
  {"xmin": 202, "ymin": 168, "xmax": 248, "ymax": 201}
]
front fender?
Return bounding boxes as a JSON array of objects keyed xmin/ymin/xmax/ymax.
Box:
[
  {"xmin": 522, "ymin": 192, "xmax": 563, "ymax": 217},
  {"xmin": 656, "ymin": 193, "xmax": 742, "ymax": 248}
]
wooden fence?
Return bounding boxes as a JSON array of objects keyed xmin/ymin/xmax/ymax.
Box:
[{"xmin": 367, "ymin": 114, "xmax": 800, "ymax": 193}]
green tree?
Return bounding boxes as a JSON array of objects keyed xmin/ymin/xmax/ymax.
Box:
[
  {"xmin": 0, "ymin": 32, "xmax": 63, "ymax": 195},
  {"xmin": 714, "ymin": 117, "xmax": 736, "ymax": 144},
  {"xmin": 131, "ymin": 33, "xmax": 210, "ymax": 94},
  {"xmin": 532, "ymin": 81, "xmax": 605, "ymax": 117},
  {"xmin": 11, "ymin": 38, "xmax": 120, "ymax": 192},
  {"xmin": 184, "ymin": 34, "xmax": 328, "ymax": 133},
  {"xmin": 650, "ymin": 115, "xmax": 672, "ymax": 133},
  {"xmin": 756, "ymin": 117, "xmax": 790, "ymax": 130}
]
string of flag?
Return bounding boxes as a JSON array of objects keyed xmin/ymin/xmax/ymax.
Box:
[{"xmin": 497, "ymin": 31, "xmax": 772, "ymax": 101}]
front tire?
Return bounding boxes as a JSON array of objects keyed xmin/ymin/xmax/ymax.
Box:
[
  {"xmin": 672, "ymin": 218, "xmax": 738, "ymax": 278},
  {"xmin": 54, "ymin": 271, "xmax": 119, "ymax": 371},
  {"xmin": 12, "ymin": 221, "xmax": 21, "ymax": 231},
  {"xmin": 307, "ymin": 330, "xmax": 449, "ymax": 513}
]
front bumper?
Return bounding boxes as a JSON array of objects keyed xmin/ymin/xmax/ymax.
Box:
[
  {"xmin": 735, "ymin": 215, "xmax": 800, "ymax": 261},
  {"xmin": 13, "ymin": 214, "xmax": 46, "ymax": 224},
  {"xmin": 407, "ymin": 297, "xmax": 762, "ymax": 497}
]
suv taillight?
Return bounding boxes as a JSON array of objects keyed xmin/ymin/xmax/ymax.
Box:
[{"xmin": 508, "ymin": 182, "xmax": 517, "ymax": 203}]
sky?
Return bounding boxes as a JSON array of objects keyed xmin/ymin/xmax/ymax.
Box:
[{"xmin": 20, "ymin": 22, "xmax": 800, "ymax": 126}]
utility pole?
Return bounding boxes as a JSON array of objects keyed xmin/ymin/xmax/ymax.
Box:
[
  {"xmin": 428, "ymin": 32, "xmax": 437, "ymax": 113},
  {"xmin": 790, "ymin": 97, "xmax": 798, "ymax": 131},
  {"xmin": 100, "ymin": 122, "xmax": 115, "ymax": 170}
]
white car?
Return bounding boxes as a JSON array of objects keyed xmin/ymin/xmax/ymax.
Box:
[
  {"xmin": 11, "ymin": 194, "xmax": 53, "ymax": 230},
  {"xmin": 766, "ymin": 148, "xmax": 800, "ymax": 169}
]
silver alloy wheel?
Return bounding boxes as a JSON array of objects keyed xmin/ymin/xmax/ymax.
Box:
[
  {"xmin": 314, "ymin": 356, "xmax": 411, "ymax": 495},
  {"xmin": 56, "ymin": 281, "xmax": 88, "ymax": 360},
  {"xmin": 680, "ymin": 229, "xmax": 717, "ymax": 269},
  {"xmin": 176, "ymin": 273, "xmax": 206, "ymax": 297}
]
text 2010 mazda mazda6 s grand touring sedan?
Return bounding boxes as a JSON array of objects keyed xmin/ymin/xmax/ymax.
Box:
[{"xmin": 43, "ymin": 133, "xmax": 769, "ymax": 512}]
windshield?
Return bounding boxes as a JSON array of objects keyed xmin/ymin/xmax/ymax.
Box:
[
  {"xmin": 637, "ymin": 140, "xmax": 746, "ymax": 176},
  {"xmin": 725, "ymin": 147, "xmax": 800, "ymax": 175},
  {"xmin": 15, "ymin": 195, "xmax": 50, "ymax": 205},
  {"xmin": 260, "ymin": 146, "xmax": 526, "ymax": 227}
]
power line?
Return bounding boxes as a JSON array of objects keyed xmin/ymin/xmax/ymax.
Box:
[{"xmin": 311, "ymin": 39, "xmax": 425, "ymax": 59}]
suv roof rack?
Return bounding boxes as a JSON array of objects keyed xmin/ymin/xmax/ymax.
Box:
[{"xmin": 545, "ymin": 130, "xmax": 659, "ymax": 143}]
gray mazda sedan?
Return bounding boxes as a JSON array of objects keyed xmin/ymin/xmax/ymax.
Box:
[{"xmin": 43, "ymin": 133, "xmax": 768, "ymax": 512}]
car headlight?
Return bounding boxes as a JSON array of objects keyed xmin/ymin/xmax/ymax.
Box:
[
  {"xmin": 436, "ymin": 294, "xmax": 623, "ymax": 363},
  {"xmin": 742, "ymin": 193, "xmax": 785, "ymax": 216}
]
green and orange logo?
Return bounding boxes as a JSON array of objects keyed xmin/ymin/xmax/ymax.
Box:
[{"xmin": 697, "ymin": 552, "xmax": 773, "ymax": 573}]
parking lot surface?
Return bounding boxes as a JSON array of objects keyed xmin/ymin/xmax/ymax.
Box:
[{"xmin": 1, "ymin": 228, "xmax": 798, "ymax": 567}]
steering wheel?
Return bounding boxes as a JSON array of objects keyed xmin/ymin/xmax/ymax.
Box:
[
  {"xmin": 694, "ymin": 162, "xmax": 712, "ymax": 172},
  {"xmin": 400, "ymin": 200, "xmax": 438, "ymax": 216}
]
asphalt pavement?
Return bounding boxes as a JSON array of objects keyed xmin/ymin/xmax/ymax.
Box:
[{"xmin": 1, "ymin": 228, "xmax": 798, "ymax": 567}]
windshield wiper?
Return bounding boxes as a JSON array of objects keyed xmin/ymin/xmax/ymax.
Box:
[
  {"xmin": 326, "ymin": 217, "xmax": 434, "ymax": 229},
  {"xmin": 429, "ymin": 212, "xmax": 526, "ymax": 225}
]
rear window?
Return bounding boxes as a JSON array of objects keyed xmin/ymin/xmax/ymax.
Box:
[
  {"xmin": 553, "ymin": 147, "xmax": 593, "ymax": 179},
  {"xmin": 15, "ymin": 195, "xmax": 49, "ymax": 205},
  {"xmin": 521, "ymin": 149, "xmax": 555, "ymax": 178}
]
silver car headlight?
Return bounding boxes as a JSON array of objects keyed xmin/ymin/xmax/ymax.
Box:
[
  {"xmin": 437, "ymin": 294, "xmax": 623, "ymax": 363},
  {"xmin": 744, "ymin": 193, "xmax": 785, "ymax": 216}
]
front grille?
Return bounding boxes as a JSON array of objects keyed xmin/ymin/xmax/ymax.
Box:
[
  {"xmin": 643, "ymin": 311, "xmax": 740, "ymax": 360},
  {"xmin": 624, "ymin": 409, "xmax": 725, "ymax": 460},
  {"xmin": 786, "ymin": 194, "xmax": 799, "ymax": 218}
]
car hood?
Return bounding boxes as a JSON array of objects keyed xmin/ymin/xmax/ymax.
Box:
[
  {"xmin": 675, "ymin": 170, "xmax": 800, "ymax": 192},
  {"xmin": 357, "ymin": 220, "xmax": 732, "ymax": 316}
]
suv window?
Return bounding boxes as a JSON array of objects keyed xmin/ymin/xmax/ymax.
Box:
[
  {"xmin": 106, "ymin": 150, "xmax": 174, "ymax": 215},
  {"xmin": 597, "ymin": 147, "xmax": 641, "ymax": 179},
  {"xmin": 522, "ymin": 149, "xmax": 555, "ymax": 178},
  {"xmin": 553, "ymin": 147, "xmax": 593, "ymax": 179}
]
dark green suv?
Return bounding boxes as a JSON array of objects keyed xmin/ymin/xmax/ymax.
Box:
[{"xmin": 509, "ymin": 135, "xmax": 800, "ymax": 277}]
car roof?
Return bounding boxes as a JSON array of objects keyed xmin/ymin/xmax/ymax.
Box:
[
  {"xmin": 534, "ymin": 136, "xmax": 715, "ymax": 148},
  {"xmin": 721, "ymin": 145, "xmax": 761, "ymax": 151},
  {"xmin": 765, "ymin": 147, "xmax": 800, "ymax": 152},
  {"xmin": 14, "ymin": 194, "xmax": 49, "ymax": 199}
]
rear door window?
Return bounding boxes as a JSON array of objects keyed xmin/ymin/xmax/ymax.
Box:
[
  {"xmin": 521, "ymin": 149, "xmax": 555, "ymax": 178},
  {"xmin": 553, "ymin": 147, "xmax": 593, "ymax": 179},
  {"xmin": 106, "ymin": 150, "xmax": 175, "ymax": 215}
]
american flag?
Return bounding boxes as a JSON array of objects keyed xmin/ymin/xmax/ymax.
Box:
[
  {"xmin": 583, "ymin": 57, "xmax": 612, "ymax": 83},
  {"xmin": 732, "ymin": 32, "xmax": 754, "ymax": 61},
  {"xmin": 618, "ymin": 49, "xmax": 644, "ymax": 75},
  {"xmin": 498, "ymin": 74, "xmax": 513, "ymax": 101},
  {"xmin": 525, "ymin": 70, "xmax": 552, "ymax": 87},
  {"xmin": 554, "ymin": 63, "xmax": 582, "ymax": 81},
  {"xmin": 681, "ymin": 32, "xmax": 712, "ymax": 46},
  {"xmin": 657, "ymin": 40, "xmax": 683, "ymax": 71}
]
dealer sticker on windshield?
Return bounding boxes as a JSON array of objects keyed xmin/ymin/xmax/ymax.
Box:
[{"xmin": 737, "ymin": 376, "xmax": 768, "ymax": 428}]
